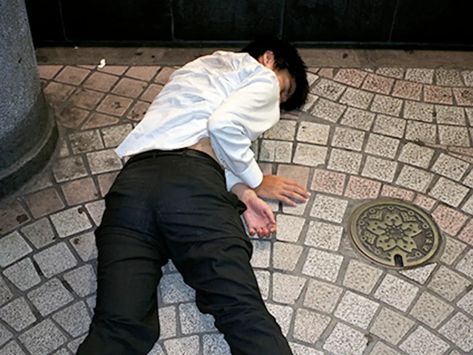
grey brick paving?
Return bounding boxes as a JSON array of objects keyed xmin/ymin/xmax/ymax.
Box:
[{"xmin": 4, "ymin": 63, "xmax": 473, "ymax": 355}]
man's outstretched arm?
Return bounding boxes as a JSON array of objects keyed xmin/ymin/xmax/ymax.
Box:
[{"xmin": 255, "ymin": 175, "xmax": 310, "ymax": 207}]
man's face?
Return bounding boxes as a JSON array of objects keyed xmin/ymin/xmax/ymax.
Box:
[{"xmin": 258, "ymin": 51, "xmax": 296, "ymax": 104}]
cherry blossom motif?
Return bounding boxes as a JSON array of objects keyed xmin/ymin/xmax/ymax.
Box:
[{"xmin": 365, "ymin": 210, "xmax": 423, "ymax": 253}]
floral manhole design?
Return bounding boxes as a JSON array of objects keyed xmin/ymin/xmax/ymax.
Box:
[{"xmin": 349, "ymin": 199, "xmax": 441, "ymax": 269}]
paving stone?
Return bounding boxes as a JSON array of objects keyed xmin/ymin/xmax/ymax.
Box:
[
  {"xmin": 83, "ymin": 112, "xmax": 120, "ymax": 130},
  {"xmin": 50, "ymin": 207, "xmax": 92, "ymax": 238},
  {"xmin": 0, "ymin": 297, "xmax": 36, "ymax": 331},
  {"xmin": 68, "ymin": 88, "xmax": 104, "ymax": 110},
  {"xmin": 85, "ymin": 200, "xmax": 105, "ymax": 226},
  {"xmin": 464, "ymin": 170, "xmax": 473, "ymax": 189},
  {"xmin": 53, "ymin": 301, "xmax": 91, "ymax": 337},
  {"xmin": 282, "ymin": 199, "xmax": 308, "ymax": 216},
  {"xmin": 362, "ymin": 73, "xmax": 394, "ymax": 94},
  {"xmin": 340, "ymin": 107, "xmax": 375, "ymax": 131},
  {"xmin": 439, "ymin": 125, "xmax": 471, "ymax": 146},
  {"xmin": 369, "ymin": 342, "xmax": 401, "ymax": 355},
  {"xmin": 28, "ymin": 278, "xmax": 73, "ymax": 316},
  {"xmin": 160, "ymin": 273, "xmax": 195, "ymax": 304},
  {"xmin": 259, "ymin": 140, "xmax": 292, "ymax": 163},
  {"xmin": 293, "ymin": 308, "xmax": 330, "ymax": 343},
  {"xmin": 302, "ymin": 248, "xmax": 344, "ymax": 282},
  {"xmin": 365, "ymin": 133, "xmax": 400, "ymax": 159},
  {"xmin": 458, "ymin": 288, "xmax": 473, "ymax": 316},
  {"xmin": 362, "ymin": 156, "xmax": 398, "ymax": 182},
  {"xmin": 21, "ymin": 218, "xmax": 56, "ymax": 249},
  {"xmin": 179, "ymin": 302, "xmax": 216, "ymax": 334},
  {"xmin": 250, "ymin": 239, "xmax": 271, "ymax": 268},
  {"xmin": 304, "ymin": 220, "xmax": 343, "ymax": 251},
  {"xmin": 458, "ymin": 219, "xmax": 473, "ymax": 246},
  {"xmin": 311, "ymin": 78, "xmax": 346, "ymax": 100},
  {"xmin": 405, "ymin": 120, "xmax": 437, "ymax": 144},
  {"xmin": 266, "ymin": 303, "xmax": 293, "ymax": 336},
  {"xmin": 86, "ymin": 295, "xmax": 96, "ymax": 313},
  {"xmin": 44, "ymin": 82, "xmax": 75, "ymax": 106},
  {"xmin": 272, "ymin": 273, "xmax": 306, "ymax": 304},
  {"xmin": 428, "ymin": 265, "xmax": 470, "ymax": 301},
  {"xmin": 340, "ymin": 87, "xmax": 374, "ymax": 109},
  {"xmin": 424, "ymin": 85, "xmax": 453, "ymax": 104},
  {"xmin": 374, "ymin": 274, "xmax": 419, "ymax": 311},
  {"xmin": 53, "ymin": 156, "xmax": 88, "ymax": 183},
  {"xmin": 335, "ymin": 290, "xmax": 379, "ymax": 328},
  {"xmin": 202, "ymin": 334, "xmax": 231, "ymax": 355},
  {"xmin": 154, "ymin": 67, "xmax": 176, "ymax": 84},
  {"xmin": 440, "ymin": 312, "xmax": 473, "ymax": 352},
  {"xmin": 63, "ymin": 264, "xmax": 97, "ymax": 297},
  {"xmin": 376, "ymin": 67, "xmax": 405, "ymax": 79},
  {"xmin": 82, "ymin": 71, "xmax": 119, "ymax": 92},
  {"xmin": 0, "ymin": 341, "xmax": 25, "ymax": 355},
  {"xmin": 310, "ymin": 194, "xmax": 348, "ymax": 223},
  {"xmin": 463, "ymin": 70, "xmax": 473, "ymax": 87},
  {"xmin": 159, "ymin": 305, "xmax": 177, "ymax": 339},
  {"xmin": 304, "ymin": 279, "xmax": 343, "ymax": 312},
  {"xmin": 371, "ymin": 95, "xmax": 403, "ymax": 116},
  {"xmin": 323, "ymin": 322, "xmax": 367, "ymax": 355},
  {"xmin": 456, "ymin": 249, "xmax": 473, "ymax": 279},
  {"xmin": 461, "ymin": 194, "xmax": 473, "ymax": 215},
  {"xmin": 86, "ymin": 149, "xmax": 123, "ymax": 174},
  {"xmin": 310, "ymin": 98, "xmax": 346, "ymax": 123},
  {"xmin": 399, "ymin": 263, "xmax": 437, "ymax": 284},
  {"xmin": 398, "ymin": 142, "xmax": 435, "ymax": 168},
  {"xmin": 441, "ymin": 237, "xmax": 466, "ymax": 266},
  {"xmin": 370, "ymin": 307, "xmax": 415, "ymax": 345},
  {"xmin": 432, "ymin": 204, "xmax": 468, "ymax": 236},
  {"xmin": 33, "ymin": 242, "xmax": 78, "ymax": 278},
  {"xmin": 429, "ymin": 177, "xmax": 469, "ymax": 207},
  {"xmin": 317, "ymin": 68, "xmax": 335, "ymax": 79},
  {"xmin": 373, "ymin": 114, "xmax": 406, "ymax": 138},
  {"xmin": 380, "ymin": 185, "xmax": 415, "ymax": 201},
  {"xmin": 125, "ymin": 66, "xmax": 159, "ymax": 81},
  {"xmin": 57, "ymin": 105, "xmax": 90, "ymax": 129},
  {"xmin": 264, "ymin": 120, "xmax": 297, "ymax": 141},
  {"xmin": 289, "ymin": 342, "xmax": 324, "ymax": 355},
  {"xmin": 400, "ymin": 326, "xmax": 450, "ymax": 355},
  {"xmin": 414, "ymin": 194, "xmax": 437, "ymax": 211},
  {"xmin": 273, "ymin": 242, "xmax": 303, "ymax": 271},
  {"xmin": 344, "ymin": 176, "xmax": 381, "ymax": 199},
  {"xmin": 1, "ymin": 222, "xmax": 33, "ymax": 263},
  {"xmin": 334, "ymin": 68, "xmax": 368, "ymax": 87},
  {"xmin": 3, "ymin": 257, "xmax": 41, "ymax": 291},
  {"xmin": 310, "ymin": 169, "xmax": 346, "ymax": 195},
  {"xmin": 403, "ymin": 101, "xmax": 435, "ymax": 122},
  {"xmin": 163, "ymin": 335, "xmax": 199, "ymax": 355},
  {"xmin": 19, "ymin": 319, "xmax": 67, "ymax": 355},
  {"xmin": 327, "ymin": 148, "xmax": 362, "ymax": 174},
  {"xmin": 292, "ymin": 143, "xmax": 327, "ymax": 167},
  {"xmin": 38, "ymin": 64, "xmax": 63, "ymax": 79},
  {"xmin": 55, "ymin": 66, "xmax": 90, "ymax": 85},
  {"xmin": 97, "ymin": 171, "xmax": 119, "ymax": 197},
  {"xmin": 275, "ymin": 214, "xmax": 305, "ymax": 242},
  {"xmin": 332, "ymin": 127, "xmax": 365, "ymax": 151},
  {"xmin": 392, "ymin": 80, "xmax": 422, "ymax": 100},
  {"xmin": 254, "ymin": 270, "xmax": 270, "ymax": 300},
  {"xmin": 112, "ymin": 77, "xmax": 148, "ymax": 98},
  {"xmin": 70, "ymin": 232, "xmax": 98, "ymax": 261},
  {"xmin": 25, "ymin": 187, "xmax": 65, "ymax": 219},
  {"xmin": 67, "ymin": 336, "xmax": 86, "ymax": 354},
  {"xmin": 101, "ymin": 124, "xmax": 133, "ymax": 148},
  {"xmin": 343, "ymin": 259, "xmax": 383, "ymax": 294},
  {"xmin": 435, "ymin": 105, "xmax": 466, "ymax": 125},
  {"xmin": 96, "ymin": 94, "xmax": 133, "ymax": 116},
  {"xmin": 396, "ymin": 166, "xmax": 433, "ymax": 193},
  {"xmin": 141, "ymin": 83, "xmax": 164, "ymax": 102},
  {"xmin": 409, "ymin": 291, "xmax": 454, "ymax": 329},
  {"xmin": 436, "ymin": 69, "xmax": 464, "ymax": 86},
  {"xmin": 296, "ymin": 121, "xmax": 330, "ymax": 144},
  {"xmin": 301, "ymin": 93, "xmax": 318, "ymax": 112},
  {"xmin": 0, "ymin": 277, "xmax": 13, "ymax": 307},
  {"xmin": 62, "ymin": 177, "xmax": 100, "ymax": 207}
]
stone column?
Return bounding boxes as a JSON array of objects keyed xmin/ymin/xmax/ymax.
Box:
[{"xmin": 0, "ymin": 0, "xmax": 57, "ymax": 197}]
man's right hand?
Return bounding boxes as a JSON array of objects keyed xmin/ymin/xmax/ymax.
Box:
[{"xmin": 255, "ymin": 175, "xmax": 310, "ymax": 207}]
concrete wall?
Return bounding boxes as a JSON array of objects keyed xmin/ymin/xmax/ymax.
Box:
[{"xmin": 0, "ymin": 0, "xmax": 57, "ymax": 197}]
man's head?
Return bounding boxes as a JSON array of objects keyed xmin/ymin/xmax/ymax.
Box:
[{"xmin": 241, "ymin": 37, "xmax": 309, "ymax": 111}]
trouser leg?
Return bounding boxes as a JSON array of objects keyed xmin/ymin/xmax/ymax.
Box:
[{"xmin": 77, "ymin": 228, "xmax": 166, "ymax": 355}]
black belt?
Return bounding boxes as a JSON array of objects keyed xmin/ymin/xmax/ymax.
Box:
[{"xmin": 126, "ymin": 148, "xmax": 223, "ymax": 172}]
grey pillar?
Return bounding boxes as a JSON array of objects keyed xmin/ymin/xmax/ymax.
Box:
[{"xmin": 0, "ymin": 0, "xmax": 57, "ymax": 197}]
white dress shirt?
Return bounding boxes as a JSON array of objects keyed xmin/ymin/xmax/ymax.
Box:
[{"xmin": 116, "ymin": 51, "xmax": 280, "ymax": 190}]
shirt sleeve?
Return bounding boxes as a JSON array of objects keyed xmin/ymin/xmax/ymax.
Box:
[{"xmin": 208, "ymin": 69, "xmax": 280, "ymax": 190}]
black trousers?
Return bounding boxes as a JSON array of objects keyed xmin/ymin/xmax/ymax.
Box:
[{"xmin": 77, "ymin": 149, "xmax": 292, "ymax": 355}]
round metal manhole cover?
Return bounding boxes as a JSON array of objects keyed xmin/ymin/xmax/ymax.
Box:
[{"xmin": 349, "ymin": 199, "xmax": 441, "ymax": 269}]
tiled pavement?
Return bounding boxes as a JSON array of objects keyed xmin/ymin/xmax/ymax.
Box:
[{"xmin": 1, "ymin": 60, "xmax": 473, "ymax": 355}]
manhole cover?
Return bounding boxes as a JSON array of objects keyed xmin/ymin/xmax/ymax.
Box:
[{"xmin": 349, "ymin": 199, "xmax": 441, "ymax": 269}]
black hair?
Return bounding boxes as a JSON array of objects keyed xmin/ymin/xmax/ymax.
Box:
[{"xmin": 241, "ymin": 36, "xmax": 309, "ymax": 111}]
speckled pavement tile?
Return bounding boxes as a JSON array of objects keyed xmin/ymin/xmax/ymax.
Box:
[{"xmin": 2, "ymin": 60, "xmax": 473, "ymax": 354}]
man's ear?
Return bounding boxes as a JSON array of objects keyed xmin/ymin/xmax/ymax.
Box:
[{"xmin": 258, "ymin": 50, "xmax": 275, "ymax": 69}]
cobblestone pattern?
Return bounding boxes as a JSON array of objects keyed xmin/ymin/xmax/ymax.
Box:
[{"xmin": 1, "ymin": 64, "xmax": 473, "ymax": 354}]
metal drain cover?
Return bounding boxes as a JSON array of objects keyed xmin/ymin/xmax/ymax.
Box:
[{"xmin": 349, "ymin": 199, "xmax": 441, "ymax": 269}]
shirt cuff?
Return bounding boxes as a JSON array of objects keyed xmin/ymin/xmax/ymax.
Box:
[{"xmin": 225, "ymin": 159, "xmax": 263, "ymax": 191}]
